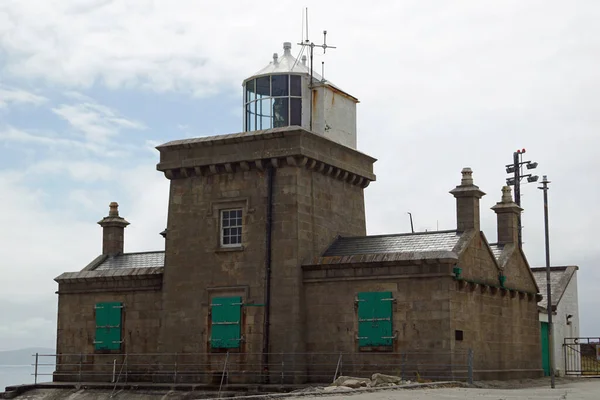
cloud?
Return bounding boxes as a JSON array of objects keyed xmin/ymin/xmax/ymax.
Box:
[
  {"xmin": 0, "ymin": 86, "xmax": 47, "ymax": 109},
  {"xmin": 52, "ymin": 101, "xmax": 145, "ymax": 143},
  {"xmin": 26, "ymin": 160, "xmax": 114, "ymax": 182},
  {"xmin": 0, "ymin": 125, "xmax": 125, "ymax": 157}
]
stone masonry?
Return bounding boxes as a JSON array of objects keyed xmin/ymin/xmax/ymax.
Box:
[
  {"xmin": 155, "ymin": 126, "xmax": 375, "ymax": 382},
  {"xmin": 52, "ymin": 132, "xmax": 544, "ymax": 384}
]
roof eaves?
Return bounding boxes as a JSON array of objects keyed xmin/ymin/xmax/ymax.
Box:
[
  {"xmin": 310, "ymin": 250, "xmax": 458, "ymax": 266},
  {"xmin": 55, "ymin": 267, "xmax": 164, "ymax": 283}
]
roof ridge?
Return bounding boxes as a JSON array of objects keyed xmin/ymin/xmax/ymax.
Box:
[
  {"xmin": 119, "ymin": 250, "xmax": 165, "ymax": 256},
  {"xmin": 531, "ymin": 266, "xmax": 569, "ymax": 272},
  {"xmin": 338, "ymin": 230, "xmax": 459, "ymax": 240}
]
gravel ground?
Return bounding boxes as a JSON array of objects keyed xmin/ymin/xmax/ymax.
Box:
[{"xmin": 291, "ymin": 378, "xmax": 600, "ymax": 400}]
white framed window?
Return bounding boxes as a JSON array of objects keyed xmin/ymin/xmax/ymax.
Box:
[{"xmin": 220, "ymin": 209, "xmax": 243, "ymax": 247}]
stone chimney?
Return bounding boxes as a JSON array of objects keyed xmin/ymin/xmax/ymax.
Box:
[
  {"xmin": 490, "ymin": 186, "xmax": 522, "ymax": 245},
  {"xmin": 97, "ymin": 202, "xmax": 130, "ymax": 256},
  {"xmin": 449, "ymin": 167, "xmax": 486, "ymax": 232}
]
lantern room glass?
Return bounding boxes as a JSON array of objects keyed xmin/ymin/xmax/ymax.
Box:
[{"xmin": 244, "ymin": 74, "xmax": 302, "ymax": 131}]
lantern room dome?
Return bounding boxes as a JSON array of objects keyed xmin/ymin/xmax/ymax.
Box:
[{"xmin": 247, "ymin": 42, "xmax": 321, "ymax": 81}]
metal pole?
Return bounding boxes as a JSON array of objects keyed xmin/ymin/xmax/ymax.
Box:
[
  {"xmin": 407, "ymin": 212, "xmax": 414, "ymax": 233},
  {"xmin": 218, "ymin": 352, "xmax": 229, "ymax": 398},
  {"xmin": 539, "ymin": 175, "xmax": 555, "ymax": 388},
  {"xmin": 34, "ymin": 353, "xmax": 39, "ymax": 384},
  {"xmin": 333, "ymin": 353, "xmax": 342, "ymax": 382},
  {"xmin": 513, "ymin": 151, "xmax": 522, "ymax": 248}
]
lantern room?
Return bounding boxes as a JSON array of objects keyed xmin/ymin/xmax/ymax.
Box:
[{"xmin": 242, "ymin": 42, "xmax": 359, "ymax": 149}]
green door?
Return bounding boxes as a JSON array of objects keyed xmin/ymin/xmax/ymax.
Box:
[{"xmin": 540, "ymin": 322, "xmax": 550, "ymax": 376}]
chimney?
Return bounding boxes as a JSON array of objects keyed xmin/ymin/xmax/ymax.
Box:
[
  {"xmin": 449, "ymin": 167, "xmax": 486, "ymax": 232},
  {"xmin": 491, "ymin": 186, "xmax": 522, "ymax": 245},
  {"xmin": 97, "ymin": 202, "xmax": 130, "ymax": 256}
]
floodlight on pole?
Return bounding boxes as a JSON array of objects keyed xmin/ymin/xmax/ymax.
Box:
[{"xmin": 505, "ymin": 149, "xmax": 539, "ymax": 248}]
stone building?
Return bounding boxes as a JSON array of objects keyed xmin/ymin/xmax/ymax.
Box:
[{"xmin": 53, "ymin": 42, "xmax": 543, "ymax": 383}]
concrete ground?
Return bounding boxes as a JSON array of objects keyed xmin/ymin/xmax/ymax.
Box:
[
  {"xmin": 4, "ymin": 378, "xmax": 599, "ymax": 399},
  {"xmin": 293, "ymin": 378, "xmax": 600, "ymax": 400}
]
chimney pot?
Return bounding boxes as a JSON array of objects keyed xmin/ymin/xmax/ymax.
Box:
[
  {"xmin": 108, "ymin": 202, "xmax": 119, "ymax": 217},
  {"xmin": 461, "ymin": 167, "xmax": 474, "ymax": 186}
]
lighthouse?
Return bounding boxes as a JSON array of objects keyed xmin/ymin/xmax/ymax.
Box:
[{"xmin": 242, "ymin": 42, "xmax": 359, "ymax": 149}]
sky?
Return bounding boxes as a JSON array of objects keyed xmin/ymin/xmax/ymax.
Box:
[{"xmin": 0, "ymin": 0, "xmax": 599, "ymax": 351}]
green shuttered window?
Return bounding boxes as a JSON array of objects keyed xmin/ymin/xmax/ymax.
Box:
[
  {"xmin": 210, "ymin": 296, "xmax": 242, "ymax": 349},
  {"xmin": 94, "ymin": 302, "xmax": 123, "ymax": 351},
  {"xmin": 357, "ymin": 292, "xmax": 393, "ymax": 347}
]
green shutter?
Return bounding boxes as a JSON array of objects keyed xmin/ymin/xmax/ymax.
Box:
[
  {"xmin": 357, "ymin": 292, "xmax": 393, "ymax": 347},
  {"xmin": 210, "ymin": 296, "xmax": 242, "ymax": 349},
  {"xmin": 94, "ymin": 302, "xmax": 123, "ymax": 351}
]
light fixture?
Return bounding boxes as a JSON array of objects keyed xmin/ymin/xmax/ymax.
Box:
[
  {"xmin": 506, "ymin": 165, "xmax": 516, "ymax": 174},
  {"xmin": 527, "ymin": 175, "xmax": 539, "ymax": 183},
  {"xmin": 527, "ymin": 162, "xmax": 538, "ymax": 169},
  {"xmin": 506, "ymin": 178, "xmax": 515, "ymax": 186}
]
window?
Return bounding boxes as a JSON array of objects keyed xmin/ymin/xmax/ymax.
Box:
[
  {"xmin": 221, "ymin": 209, "xmax": 243, "ymax": 247},
  {"xmin": 455, "ymin": 330, "xmax": 464, "ymax": 341},
  {"xmin": 94, "ymin": 302, "xmax": 123, "ymax": 351},
  {"xmin": 357, "ymin": 292, "xmax": 394, "ymax": 348},
  {"xmin": 244, "ymin": 74, "xmax": 302, "ymax": 131},
  {"xmin": 210, "ymin": 296, "xmax": 242, "ymax": 349}
]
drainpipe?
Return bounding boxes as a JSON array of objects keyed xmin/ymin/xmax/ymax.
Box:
[{"xmin": 262, "ymin": 165, "xmax": 274, "ymax": 383}]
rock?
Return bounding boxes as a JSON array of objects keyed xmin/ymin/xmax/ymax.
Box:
[
  {"xmin": 342, "ymin": 379, "xmax": 369, "ymax": 389},
  {"xmin": 331, "ymin": 375, "xmax": 371, "ymax": 387},
  {"xmin": 371, "ymin": 373, "xmax": 404, "ymax": 386}
]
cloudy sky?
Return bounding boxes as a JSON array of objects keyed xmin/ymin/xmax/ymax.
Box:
[{"xmin": 0, "ymin": 0, "xmax": 599, "ymax": 351}]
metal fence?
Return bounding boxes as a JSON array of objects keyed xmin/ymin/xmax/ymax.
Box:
[
  {"xmin": 564, "ymin": 337, "xmax": 599, "ymax": 376},
  {"xmin": 32, "ymin": 350, "xmax": 474, "ymax": 386}
]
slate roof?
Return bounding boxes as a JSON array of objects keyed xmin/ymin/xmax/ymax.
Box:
[
  {"xmin": 531, "ymin": 266, "xmax": 578, "ymax": 311},
  {"xmin": 54, "ymin": 251, "xmax": 166, "ymax": 283},
  {"xmin": 95, "ymin": 251, "xmax": 165, "ymax": 270},
  {"xmin": 323, "ymin": 230, "xmax": 463, "ymax": 257}
]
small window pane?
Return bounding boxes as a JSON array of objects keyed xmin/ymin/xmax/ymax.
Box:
[
  {"xmin": 246, "ymin": 102, "xmax": 256, "ymax": 131},
  {"xmin": 271, "ymin": 75, "xmax": 289, "ymax": 96},
  {"xmin": 258, "ymin": 98, "xmax": 272, "ymax": 130},
  {"xmin": 245, "ymin": 79, "xmax": 256, "ymax": 102},
  {"xmin": 290, "ymin": 98, "xmax": 301, "ymax": 126},
  {"xmin": 290, "ymin": 75, "xmax": 301, "ymax": 96},
  {"xmin": 256, "ymin": 76, "xmax": 270, "ymax": 99},
  {"xmin": 273, "ymin": 98, "xmax": 288, "ymax": 128}
]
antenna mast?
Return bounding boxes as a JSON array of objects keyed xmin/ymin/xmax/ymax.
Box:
[{"xmin": 297, "ymin": 8, "xmax": 337, "ymax": 131}]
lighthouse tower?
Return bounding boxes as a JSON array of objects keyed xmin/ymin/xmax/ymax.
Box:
[
  {"xmin": 155, "ymin": 38, "xmax": 375, "ymax": 382},
  {"xmin": 243, "ymin": 42, "xmax": 359, "ymax": 149}
]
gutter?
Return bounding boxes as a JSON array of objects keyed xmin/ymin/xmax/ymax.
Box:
[{"xmin": 262, "ymin": 165, "xmax": 274, "ymax": 383}]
